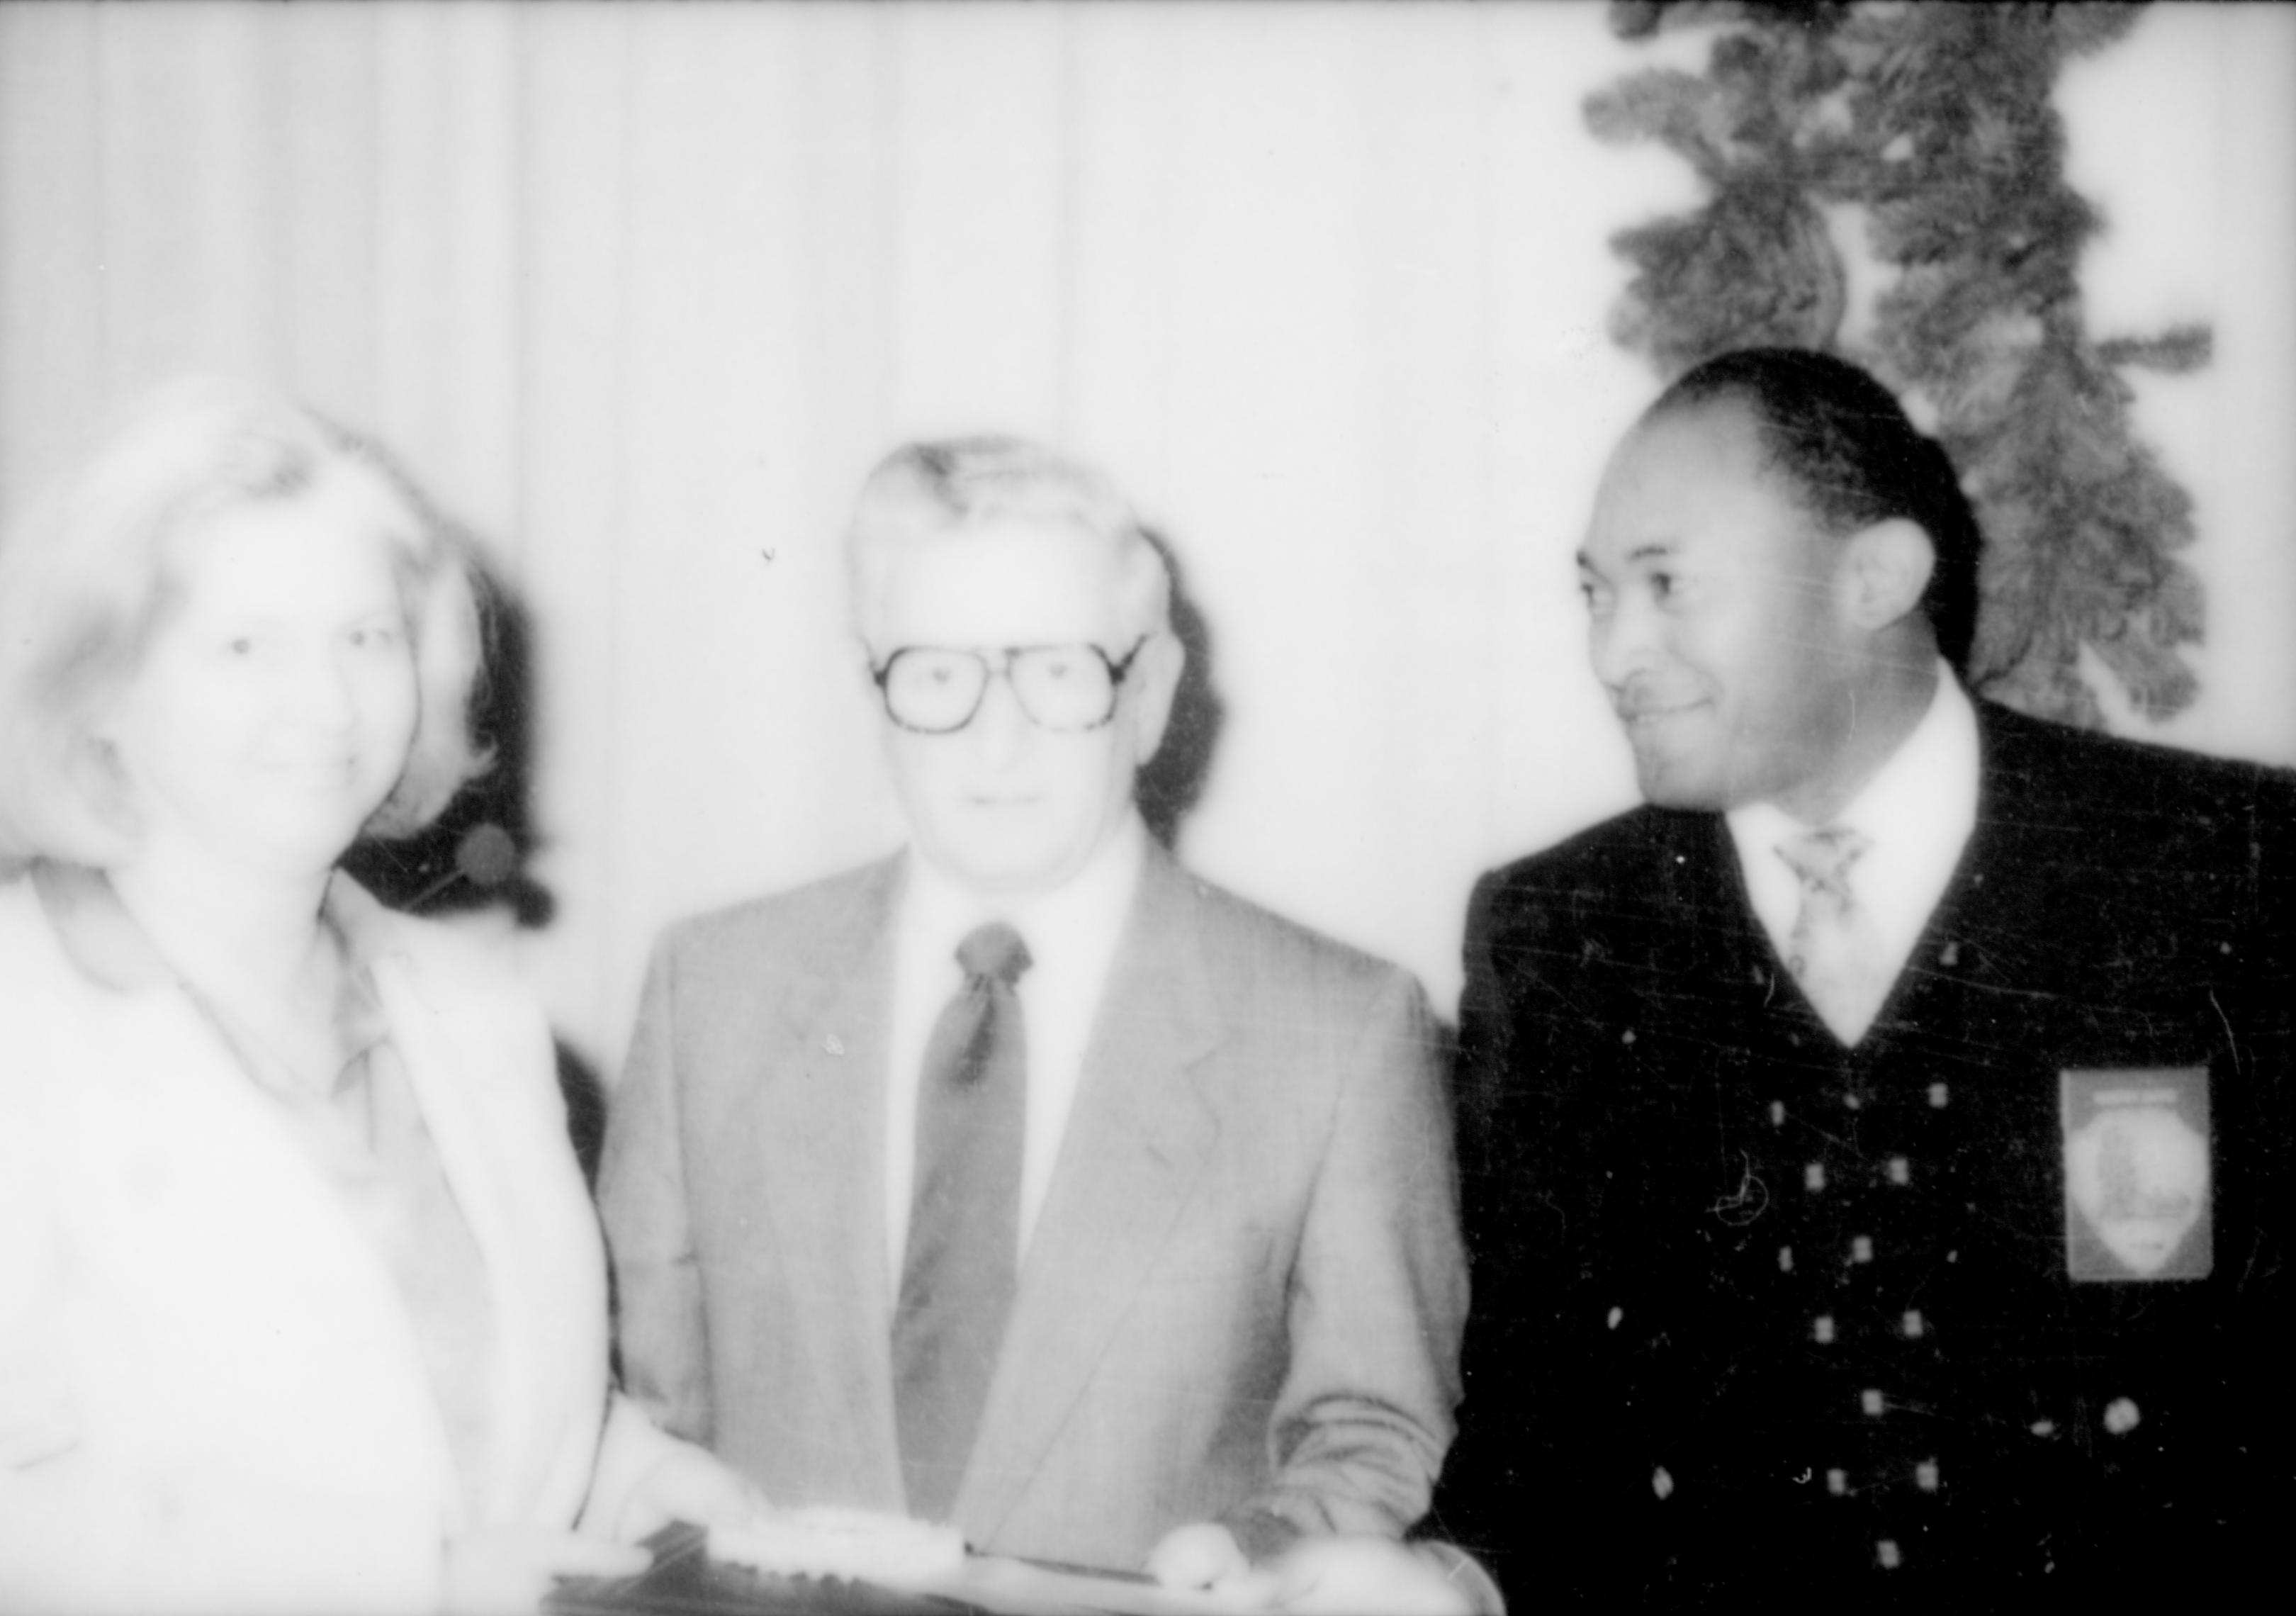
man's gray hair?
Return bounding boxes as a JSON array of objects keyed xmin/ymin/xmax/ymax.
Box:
[{"xmin": 845, "ymin": 436, "xmax": 1171, "ymax": 648}]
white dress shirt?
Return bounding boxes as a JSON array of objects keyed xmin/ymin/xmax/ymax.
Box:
[
  {"xmin": 1726, "ymin": 663, "xmax": 1981, "ymax": 1019},
  {"xmin": 882, "ymin": 813, "xmax": 1147, "ymax": 1291}
]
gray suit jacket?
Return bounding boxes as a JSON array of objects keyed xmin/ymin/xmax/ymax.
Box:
[{"xmin": 597, "ymin": 846, "xmax": 1466, "ymax": 1570}]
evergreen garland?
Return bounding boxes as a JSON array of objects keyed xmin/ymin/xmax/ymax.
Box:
[{"xmin": 1590, "ymin": 0, "xmax": 2207, "ymax": 726}]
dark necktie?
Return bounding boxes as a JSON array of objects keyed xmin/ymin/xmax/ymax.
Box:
[{"xmin": 891, "ymin": 921, "xmax": 1032, "ymax": 1522}]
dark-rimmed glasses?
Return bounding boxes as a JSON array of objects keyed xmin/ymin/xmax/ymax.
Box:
[{"xmin": 870, "ymin": 641, "xmax": 1147, "ymax": 734}]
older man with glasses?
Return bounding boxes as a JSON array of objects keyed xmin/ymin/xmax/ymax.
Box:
[{"xmin": 597, "ymin": 437, "xmax": 1472, "ymax": 1607}]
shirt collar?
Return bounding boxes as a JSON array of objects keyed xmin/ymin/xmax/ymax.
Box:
[
  {"xmin": 33, "ymin": 859, "xmax": 393, "ymax": 1068},
  {"xmin": 1726, "ymin": 661, "xmax": 1981, "ymax": 960},
  {"xmin": 31, "ymin": 859, "xmax": 173, "ymax": 994},
  {"xmin": 1835, "ymin": 661, "xmax": 1979, "ymax": 860},
  {"xmin": 1727, "ymin": 661, "xmax": 1974, "ymax": 843},
  {"xmin": 901, "ymin": 811, "xmax": 1149, "ymax": 974}
]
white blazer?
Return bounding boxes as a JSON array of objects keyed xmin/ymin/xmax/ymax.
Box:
[{"xmin": 0, "ymin": 872, "xmax": 675, "ymax": 1614}]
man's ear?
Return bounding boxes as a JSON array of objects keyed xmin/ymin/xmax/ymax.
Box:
[
  {"xmin": 1839, "ymin": 517, "xmax": 1935, "ymax": 633},
  {"xmin": 1127, "ymin": 630, "xmax": 1186, "ymax": 765}
]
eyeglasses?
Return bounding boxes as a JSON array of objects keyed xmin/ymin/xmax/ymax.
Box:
[{"xmin": 870, "ymin": 641, "xmax": 1147, "ymax": 734}]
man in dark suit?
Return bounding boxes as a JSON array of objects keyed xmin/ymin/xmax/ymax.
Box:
[
  {"xmin": 1435, "ymin": 348, "xmax": 2293, "ymax": 1604},
  {"xmin": 598, "ymin": 438, "xmax": 1470, "ymax": 1603}
]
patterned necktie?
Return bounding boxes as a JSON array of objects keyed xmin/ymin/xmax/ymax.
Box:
[
  {"xmin": 1777, "ymin": 824, "xmax": 1886, "ymax": 1045},
  {"xmin": 891, "ymin": 921, "xmax": 1032, "ymax": 1522}
]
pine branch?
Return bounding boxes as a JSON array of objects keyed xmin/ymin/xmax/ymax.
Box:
[{"xmin": 1587, "ymin": 0, "xmax": 2209, "ymax": 726}]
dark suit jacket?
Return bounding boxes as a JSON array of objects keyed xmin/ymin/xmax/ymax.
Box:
[
  {"xmin": 1432, "ymin": 702, "xmax": 2293, "ymax": 1605},
  {"xmin": 597, "ymin": 845, "xmax": 1468, "ymax": 1571}
]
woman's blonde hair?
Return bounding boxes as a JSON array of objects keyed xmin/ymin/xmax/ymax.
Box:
[{"xmin": 0, "ymin": 377, "xmax": 489, "ymax": 866}]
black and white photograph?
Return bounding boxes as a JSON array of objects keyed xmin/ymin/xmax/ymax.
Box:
[{"xmin": 1, "ymin": 1, "xmax": 2290, "ymax": 1611}]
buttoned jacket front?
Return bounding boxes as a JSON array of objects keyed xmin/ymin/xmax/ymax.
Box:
[{"xmin": 1436, "ymin": 701, "xmax": 2295, "ymax": 1605}]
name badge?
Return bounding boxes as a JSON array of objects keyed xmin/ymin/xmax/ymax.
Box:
[{"xmin": 2061, "ymin": 1067, "xmax": 2211, "ymax": 1281}]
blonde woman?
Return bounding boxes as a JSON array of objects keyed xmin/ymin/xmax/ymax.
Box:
[{"xmin": 0, "ymin": 381, "xmax": 760, "ymax": 1612}]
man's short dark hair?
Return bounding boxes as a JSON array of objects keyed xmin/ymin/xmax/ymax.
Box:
[{"xmin": 1648, "ymin": 347, "xmax": 1983, "ymax": 675}]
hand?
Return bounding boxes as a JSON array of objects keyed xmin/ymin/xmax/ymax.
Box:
[
  {"xmin": 1256, "ymin": 1537, "xmax": 1481, "ymax": 1616},
  {"xmin": 611, "ymin": 1443, "xmax": 773, "ymax": 1544},
  {"xmin": 442, "ymin": 1525, "xmax": 652, "ymax": 1615},
  {"xmin": 1147, "ymin": 1520, "xmax": 1256, "ymax": 1597}
]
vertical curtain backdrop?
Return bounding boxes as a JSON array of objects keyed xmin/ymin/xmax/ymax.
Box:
[{"xmin": 3, "ymin": 1, "xmax": 2290, "ymax": 1072}]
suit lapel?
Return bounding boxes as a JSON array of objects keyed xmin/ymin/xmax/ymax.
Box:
[
  {"xmin": 750, "ymin": 858, "xmax": 906, "ymax": 1505},
  {"xmin": 1662, "ymin": 814, "xmax": 1776, "ymax": 1094},
  {"xmin": 1658, "ymin": 811, "xmax": 1776, "ymax": 1006},
  {"xmin": 957, "ymin": 848, "xmax": 1222, "ymax": 1541},
  {"xmin": 330, "ymin": 879, "xmax": 575, "ymax": 1526},
  {"xmin": 361, "ymin": 952, "xmax": 506, "ymax": 1525},
  {"xmin": 1876, "ymin": 704, "xmax": 2044, "ymax": 1031}
]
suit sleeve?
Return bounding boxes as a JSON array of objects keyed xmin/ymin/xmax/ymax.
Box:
[
  {"xmin": 596, "ymin": 937, "xmax": 715, "ymax": 1447},
  {"xmin": 1425, "ymin": 866, "xmax": 1584, "ymax": 1602},
  {"xmin": 1229, "ymin": 962, "xmax": 1469, "ymax": 1549}
]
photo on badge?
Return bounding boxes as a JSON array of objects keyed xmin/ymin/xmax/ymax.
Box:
[{"xmin": 2061, "ymin": 1067, "xmax": 2212, "ymax": 1282}]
